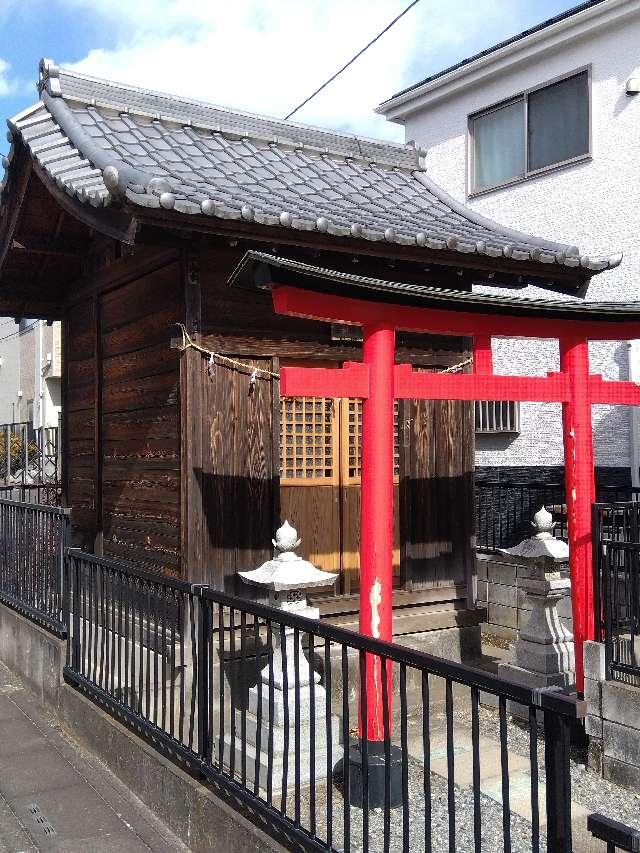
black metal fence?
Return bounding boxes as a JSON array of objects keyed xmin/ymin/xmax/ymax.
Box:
[
  {"xmin": 593, "ymin": 501, "xmax": 640, "ymax": 686},
  {"xmin": 588, "ymin": 813, "xmax": 640, "ymax": 852},
  {"xmin": 475, "ymin": 480, "xmax": 567, "ymax": 550},
  {"xmin": 476, "ymin": 481, "xmax": 640, "ymax": 552},
  {"xmin": 0, "ymin": 423, "xmax": 61, "ymax": 506},
  {"xmin": 64, "ymin": 548, "xmax": 585, "ymax": 853},
  {"xmin": 0, "ymin": 499, "xmax": 70, "ymax": 635}
]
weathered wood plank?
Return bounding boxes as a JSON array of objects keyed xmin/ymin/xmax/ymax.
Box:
[
  {"xmin": 101, "ymin": 303, "xmax": 181, "ymax": 358},
  {"xmin": 102, "ymin": 370, "xmax": 179, "ymax": 414},
  {"xmin": 102, "ymin": 407, "xmax": 178, "ymax": 441},
  {"xmin": 100, "ymin": 261, "xmax": 181, "ymax": 331}
]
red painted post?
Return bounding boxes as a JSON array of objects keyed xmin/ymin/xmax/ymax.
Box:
[
  {"xmin": 359, "ymin": 324, "xmax": 395, "ymax": 740},
  {"xmin": 560, "ymin": 336, "xmax": 596, "ymax": 693},
  {"xmin": 474, "ymin": 335, "xmax": 493, "ymax": 375}
]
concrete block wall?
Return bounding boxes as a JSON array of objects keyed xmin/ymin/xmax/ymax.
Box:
[
  {"xmin": 584, "ymin": 640, "xmax": 640, "ymax": 792},
  {"xmin": 477, "ymin": 553, "xmax": 573, "ymax": 642}
]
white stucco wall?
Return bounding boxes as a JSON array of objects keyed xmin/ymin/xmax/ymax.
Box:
[{"xmin": 393, "ymin": 4, "xmax": 640, "ymax": 472}]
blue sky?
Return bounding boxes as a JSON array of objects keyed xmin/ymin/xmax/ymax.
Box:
[{"xmin": 1, "ymin": 1, "xmax": 585, "ymax": 156}]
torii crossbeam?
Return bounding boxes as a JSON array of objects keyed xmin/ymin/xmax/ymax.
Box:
[{"xmin": 230, "ymin": 252, "xmax": 640, "ymax": 745}]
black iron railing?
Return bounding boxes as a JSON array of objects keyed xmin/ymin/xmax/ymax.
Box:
[
  {"xmin": 65, "ymin": 549, "xmax": 585, "ymax": 853},
  {"xmin": 477, "ymin": 482, "xmax": 640, "ymax": 551},
  {"xmin": 588, "ymin": 813, "xmax": 640, "ymax": 852},
  {"xmin": 475, "ymin": 480, "xmax": 567, "ymax": 550},
  {"xmin": 593, "ymin": 502, "xmax": 640, "ymax": 686},
  {"xmin": 0, "ymin": 498, "xmax": 70, "ymax": 635}
]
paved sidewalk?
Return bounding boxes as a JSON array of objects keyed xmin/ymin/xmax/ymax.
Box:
[{"xmin": 0, "ymin": 663, "xmax": 188, "ymax": 852}]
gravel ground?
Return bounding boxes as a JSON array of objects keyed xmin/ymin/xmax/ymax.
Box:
[
  {"xmin": 296, "ymin": 749, "xmax": 543, "ymax": 853},
  {"xmin": 292, "ymin": 699, "xmax": 640, "ymax": 852},
  {"xmin": 464, "ymin": 703, "xmax": 640, "ymax": 833}
]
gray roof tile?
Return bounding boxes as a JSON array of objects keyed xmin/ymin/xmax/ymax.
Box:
[{"xmin": 0, "ymin": 58, "xmax": 622, "ymax": 275}]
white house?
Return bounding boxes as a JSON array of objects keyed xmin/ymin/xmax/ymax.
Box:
[{"xmin": 378, "ymin": 0, "xmax": 640, "ymax": 492}]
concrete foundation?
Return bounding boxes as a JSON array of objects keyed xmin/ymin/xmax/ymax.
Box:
[
  {"xmin": 584, "ymin": 640, "xmax": 640, "ymax": 793},
  {"xmin": 0, "ymin": 599, "xmax": 65, "ymax": 708}
]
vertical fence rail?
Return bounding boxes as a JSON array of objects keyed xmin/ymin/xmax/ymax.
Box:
[
  {"xmin": 60, "ymin": 549, "xmax": 586, "ymax": 853},
  {"xmin": 477, "ymin": 482, "xmax": 640, "ymax": 552},
  {"xmin": 0, "ymin": 498, "xmax": 69, "ymax": 635},
  {"xmin": 0, "ymin": 424, "xmax": 61, "ymax": 506},
  {"xmin": 593, "ymin": 501, "xmax": 640, "ymax": 686}
]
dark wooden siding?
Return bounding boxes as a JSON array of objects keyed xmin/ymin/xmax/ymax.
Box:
[
  {"xmin": 99, "ymin": 261, "xmax": 182, "ymax": 573},
  {"xmin": 403, "ymin": 387, "xmax": 475, "ymax": 592},
  {"xmin": 65, "ymin": 298, "xmax": 97, "ymax": 542},
  {"xmin": 197, "ymin": 244, "xmax": 475, "ymax": 598},
  {"xmin": 200, "ymin": 355, "xmax": 278, "ymax": 592}
]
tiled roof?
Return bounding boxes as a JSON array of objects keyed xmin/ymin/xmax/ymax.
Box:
[{"xmin": 1, "ymin": 58, "xmax": 621, "ymax": 274}]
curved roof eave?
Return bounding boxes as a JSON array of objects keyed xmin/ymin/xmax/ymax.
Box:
[{"xmin": 0, "ymin": 57, "xmax": 622, "ymax": 278}]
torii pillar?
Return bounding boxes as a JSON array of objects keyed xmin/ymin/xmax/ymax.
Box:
[{"xmin": 272, "ymin": 282, "xmax": 640, "ymax": 779}]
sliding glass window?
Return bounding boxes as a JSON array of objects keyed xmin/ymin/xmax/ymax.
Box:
[{"xmin": 470, "ymin": 70, "xmax": 589, "ymax": 194}]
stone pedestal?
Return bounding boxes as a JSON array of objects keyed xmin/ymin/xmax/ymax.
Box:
[
  {"xmin": 499, "ymin": 573, "xmax": 575, "ymax": 692},
  {"xmin": 497, "ymin": 508, "xmax": 575, "ymax": 713},
  {"xmin": 224, "ymin": 522, "xmax": 342, "ymax": 791}
]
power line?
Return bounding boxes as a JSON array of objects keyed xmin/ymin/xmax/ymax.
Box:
[{"xmin": 283, "ymin": 0, "xmax": 422, "ymax": 122}]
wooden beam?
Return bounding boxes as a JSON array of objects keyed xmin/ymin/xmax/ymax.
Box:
[
  {"xmin": 180, "ymin": 248, "xmax": 205, "ymax": 583},
  {"xmin": 134, "ymin": 210, "xmax": 587, "ymax": 288},
  {"xmin": 11, "ymin": 234, "xmax": 84, "ymax": 258},
  {"xmin": 31, "ymin": 159, "xmax": 137, "ymax": 245},
  {"xmin": 0, "ymin": 155, "xmax": 32, "ymax": 274}
]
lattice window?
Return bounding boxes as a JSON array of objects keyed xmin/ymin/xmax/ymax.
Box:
[
  {"xmin": 280, "ymin": 397, "xmax": 337, "ymax": 482},
  {"xmin": 343, "ymin": 400, "xmax": 400, "ymax": 482}
]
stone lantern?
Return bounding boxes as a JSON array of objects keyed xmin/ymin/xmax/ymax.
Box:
[
  {"xmin": 497, "ymin": 507, "xmax": 575, "ymax": 697},
  {"xmin": 226, "ymin": 522, "xmax": 341, "ymax": 789}
]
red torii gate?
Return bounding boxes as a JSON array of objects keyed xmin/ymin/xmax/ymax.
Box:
[{"xmin": 270, "ymin": 282, "xmax": 640, "ymax": 722}]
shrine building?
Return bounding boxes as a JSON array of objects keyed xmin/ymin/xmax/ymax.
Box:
[{"xmin": 0, "ymin": 59, "xmax": 626, "ymax": 666}]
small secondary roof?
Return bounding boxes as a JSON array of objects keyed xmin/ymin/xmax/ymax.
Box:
[
  {"xmin": 0, "ymin": 58, "xmax": 621, "ymax": 276},
  {"xmin": 230, "ymin": 251, "xmax": 640, "ymax": 322}
]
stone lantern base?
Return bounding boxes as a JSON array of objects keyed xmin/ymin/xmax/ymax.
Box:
[
  {"xmin": 225, "ymin": 678, "xmax": 343, "ymax": 790},
  {"xmin": 498, "ymin": 573, "xmax": 575, "ymax": 716}
]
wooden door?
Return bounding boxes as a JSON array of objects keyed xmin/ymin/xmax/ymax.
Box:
[
  {"xmin": 279, "ymin": 363, "xmax": 400, "ymax": 593},
  {"xmin": 340, "ymin": 399, "xmax": 401, "ymax": 594},
  {"xmin": 403, "ymin": 370, "xmax": 475, "ymax": 593}
]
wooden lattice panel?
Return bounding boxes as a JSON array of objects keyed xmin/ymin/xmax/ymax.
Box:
[
  {"xmin": 280, "ymin": 397, "xmax": 338, "ymax": 484},
  {"xmin": 342, "ymin": 400, "xmax": 400, "ymax": 483}
]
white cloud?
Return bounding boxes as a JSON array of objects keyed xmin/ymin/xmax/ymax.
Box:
[
  {"xmin": 58, "ymin": 0, "xmax": 518, "ymax": 141},
  {"xmin": 0, "ymin": 58, "xmax": 17, "ymax": 97}
]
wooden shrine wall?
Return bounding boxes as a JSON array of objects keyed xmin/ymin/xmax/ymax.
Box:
[
  {"xmin": 64, "ymin": 249, "xmax": 183, "ymax": 574},
  {"xmin": 196, "ymin": 244, "xmax": 475, "ymax": 597},
  {"xmin": 65, "ymin": 298, "xmax": 97, "ymax": 536}
]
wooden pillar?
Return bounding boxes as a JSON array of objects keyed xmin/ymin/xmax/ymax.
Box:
[
  {"xmin": 560, "ymin": 336, "xmax": 596, "ymax": 693},
  {"xmin": 360, "ymin": 324, "xmax": 395, "ymax": 740},
  {"xmin": 180, "ymin": 250, "xmax": 205, "ymax": 583}
]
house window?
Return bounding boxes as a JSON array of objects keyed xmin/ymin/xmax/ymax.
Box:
[
  {"xmin": 470, "ymin": 70, "xmax": 589, "ymax": 194},
  {"xmin": 475, "ymin": 400, "xmax": 520, "ymax": 434}
]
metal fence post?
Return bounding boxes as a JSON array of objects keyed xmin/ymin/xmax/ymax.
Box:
[
  {"xmin": 544, "ymin": 710, "xmax": 573, "ymax": 853},
  {"xmin": 70, "ymin": 551, "xmax": 81, "ymax": 671},
  {"xmin": 196, "ymin": 593, "xmax": 211, "ymax": 762},
  {"xmin": 60, "ymin": 512, "xmax": 70, "ymax": 635}
]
